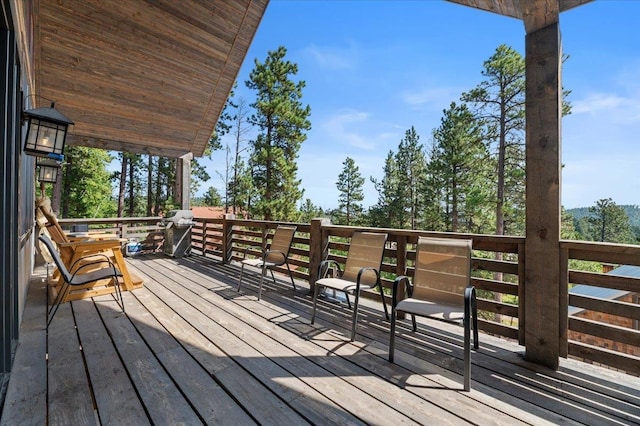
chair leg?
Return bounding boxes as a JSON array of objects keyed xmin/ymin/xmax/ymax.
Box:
[
  {"xmin": 311, "ymin": 283, "xmax": 321, "ymax": 324},
  {"xmin": 472, "ymin": 294, "xmax": 479, "ymax": 349},
  {"xmin": 47, "ymin": 282, "xmax": 70, "ymax": 327},
  {"xmin": 464, "ymin": 295, "xmax": 472, "ymax": 392},
  {"xmin": 258, "ymin": 264, "xmax": 267, "ymax": 300},
  {"xmin": 285, "ymin": 263, "xmax": 296, "ymax": 290},
  {"xmin": 237, "ymin": 263, "xmax": 246, "ymax": 292},
  {"xmin": 378, "ymin": 283, "xmax": 389, "ymax": 320},
  {"xmin": 350, "ymin": 289, "xmax": 361, "ymax": 341},
  {"xmin": 389, "ymin": 306, "xmax": 397, "ymax": 362},
  {"xmin": 113, "ymin": 277, "xmax": 125, "ymax": 313}
]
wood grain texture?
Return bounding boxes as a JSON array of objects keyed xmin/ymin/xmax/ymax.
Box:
[{"xmin": 33, "ymin": 0, "xmax": 268, "ymax": 158}]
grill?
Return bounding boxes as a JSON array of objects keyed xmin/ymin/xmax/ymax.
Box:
[{"xmin": 162, "ymin": 209, "xmax": 196, "ymax": 257}]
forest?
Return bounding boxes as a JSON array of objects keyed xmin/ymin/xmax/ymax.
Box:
[{"xmin": 43, "ymin": 45, "xmax": 638, "ymax": 246}]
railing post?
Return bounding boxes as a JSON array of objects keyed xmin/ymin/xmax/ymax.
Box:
[
  {"xmin": 121, "ymin": 223, "xmax": 128, "ymax": 240},
  {"xmin": 222, "ymin": 215, "xmax": 235, "ymax": 264},
  {"xmin": 309, "ymin": 218, "xmax": 330, "ymax": 295},
  {"xmin": 559, "ymin": 245, "xmax": 568, "ymax": 357}
]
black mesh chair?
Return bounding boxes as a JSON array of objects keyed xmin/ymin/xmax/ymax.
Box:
[{"xmin": 39, "ymin": 234, "xmax": 124, "ymax": 326}]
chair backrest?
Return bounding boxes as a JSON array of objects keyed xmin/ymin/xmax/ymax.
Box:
[
  {"xmin": 39, "ymin": 234, "xmax": 73, "ymax": 283},
  {"xmin": 412, "ymin": 237, "xmax": 472, "ymax": 308},
  {"xmin": 265, "ymin": 225, "xmax": 297, "ymax": 264},
  {"xmin": 37, "ymin": 199, "xmax": 70, "ymax": 244},
  {"xmin": 342, "ymin": 231, "xmax": 388, "ymax": 286}
]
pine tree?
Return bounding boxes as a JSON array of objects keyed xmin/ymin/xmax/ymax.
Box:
[
  {"xmin": 462, "ymin": 44, "xmax": 526, "ymax": 237},
  {"xmin": 429, "ymin": 102, "xmax": 493, "ymax": 233},
  {"xmin": 246, "ymin": 46, "xmax": 311, "ymax": 221},
  {"xmin": 396, "ymin": 127, "xmax": 428, "ymax": 230},
  {"xmin": 587, "ymin": 198, "xmax": 635, "ymax": 243},
  {"xmin": 369, "ymin": 151, "xmax": 404, "ymax": 229},
  {"xmin": 60, "ymin": 146, "xmax": 115, "ymax": 218},
  {"xmin": 336, "ymin": 157, "xmax": 365, "ymax": 225}
]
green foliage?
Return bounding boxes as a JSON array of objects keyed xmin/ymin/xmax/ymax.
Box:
[
  {"xmin": 369, "ymin": 151, "xmax": 404, "ymax": 229},
  {"xmin": 201, "ymin": 186, "xmax": 223, "ymax": 207},
  {"xmin": 396, "ymin": 127, "xmax": 428, "ymax": 230},
  {"xmin": 428, "ymin": 102, "xmax": 494, "ymax": 234},
  {"xmin": 298, "ymin": 198, "xmax": 325, "ymax": 223},
  {"xmin": 246, "ymin": 46, "xmax": 311, "ymax": 221},
  {"xmin": 335, "ymin": 157, "xmax": 365, "ymax": 225},
  {"xmin": 462, "ymin": 44, "xmax": 526, "ymax": 236},
  {"xmin": 60, "ymin": 146, "xmax": 116, "ymax": 218},
  {"xmin": 586, "ymin": 198, "xmax": 635, "ymax": 243}
]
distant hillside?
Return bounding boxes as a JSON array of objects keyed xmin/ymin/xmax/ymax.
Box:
[{"xmin": 567, "ymin": 205, "xmax": 640, "ymax": 228}]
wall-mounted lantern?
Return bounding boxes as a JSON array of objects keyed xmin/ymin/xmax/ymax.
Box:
[
  {"xmin": 36, "ymin": 158, "xmax": 61, "ymax": 183},
  {"xmin": 23, "ymin": 102, "xmax": 74, "ymax": 158}
]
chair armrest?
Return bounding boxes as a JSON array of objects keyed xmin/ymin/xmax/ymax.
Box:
[
  {"xmin": 318, "ymin": 260, "xmax": 341, "ymax": 279},
  {"xmin": 355, "ymin": 267, "xmax": 380, "ymax": 291},
  {"xmin": 464, "ymin": 286, "xmax": 476, "ymax": 303},
  {"xmin": 392, "ymin": 275, "xmax": 411, "ymax": 308},
  {"xmin": 70, "ymin": 254, "xmax": 121, "ymax": 280},
  {"xmin": 58, "ymin": 239, "xmax": 124, "ymax": 250}
]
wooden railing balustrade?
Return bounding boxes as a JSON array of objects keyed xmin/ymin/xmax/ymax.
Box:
[
  {"xmin": 60, "ymin": 215, "xmax": 640, "ymax": 375},
  {"xmin": 191, "ymin": 218, "xmax": 525, "ymax": 343},
  {"xmin": 57, "ymin": 216, "xmax": 164, "ymax": 252},
  {"xmin": 560, "ymin": 240, "xmax": 640, "ymax": 375}
]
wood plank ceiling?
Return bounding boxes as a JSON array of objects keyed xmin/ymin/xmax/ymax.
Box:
[{"xmin": 34, "ymin": 0, "xmax": 268, "ymax": 158}]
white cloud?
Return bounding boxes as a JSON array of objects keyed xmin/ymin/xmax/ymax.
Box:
[
  {"xmin": 321, "ymin": 110, "xmax": 376, "ymax": 150},
  {"xmin": 401, "ymin": 86, "xmax": 459, "ymax": 108},
  {"xmin": 572, "ymin": 92, "xmax": 640, "ymax": 124},
  {"xmin": 302, "ymin": 43, "xmax": 358, "ymax": 70}
]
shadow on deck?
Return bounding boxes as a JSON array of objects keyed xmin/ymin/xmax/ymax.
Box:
[{"xmin": 2, "ymin": 253, "xmax": 639, "ymax": 425}]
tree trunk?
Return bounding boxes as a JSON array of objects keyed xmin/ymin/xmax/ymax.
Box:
[
  {"xmin": 127, "ymin": 156, "xmax": 135, "ymax": 217},
  {"xmin": 117, "ymin": 155, "xmax": 127, "ymax": 218},
  {"xmin": 146, "ymin": 155, "xmax": 153, "ymax": 216}
]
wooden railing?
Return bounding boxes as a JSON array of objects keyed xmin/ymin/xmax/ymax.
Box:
[
  {"xmin": 560, "ymin": 240, "xmax": 640, "ymax": 375},
  {"xmin": 57, "ymin": 216, "xmax": 164, "ymax": 252},
  {"xmin": 61, "ymin": 215, "xmax": 640, "ymax": 375},
  {"xmin": 191, "ymin": 218, "xmax": 525, "ymax": 343}
]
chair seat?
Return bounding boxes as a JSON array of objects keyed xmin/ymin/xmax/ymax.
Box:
[
  {"xmin": 242, "ymin": 258, "xmax": 277, "ymax": 268},
  {"xmin": 395, "ymin": 298, "xmax": 464, "ymax": 322},
  {"xmin": 70, "ymin": 267, "xmax": 122, "ymax": 286},
  {"xmin": 315, "ymin": 277, "xmax": 376, "ymax": 293}
]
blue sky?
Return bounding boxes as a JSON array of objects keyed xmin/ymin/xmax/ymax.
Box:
[{"xmin": 202, "ymin": 0, "xmax": 640, "ymax": 211}]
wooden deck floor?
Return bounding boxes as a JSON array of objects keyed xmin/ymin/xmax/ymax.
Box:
[{"xmin": 2, "ymin": 253, "xmax": 640, "ymax": 425}]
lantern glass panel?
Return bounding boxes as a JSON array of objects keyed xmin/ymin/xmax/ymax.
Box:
[
  {"xmin": 24, "ymin": 119, "xmax": 66, "ymax": 156},
  {"xmin": 38, "ymin": 164, "xmax": 59, "ymax": 183}
]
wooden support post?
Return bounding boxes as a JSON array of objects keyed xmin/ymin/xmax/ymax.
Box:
[
  {"xmin": 524, "ymin": 22, "xmax": 562, "ymax": 370},
  {"xmin": 309, "ymin": 218, "xmax": 330, "ymax": 295},
  {"xmin": 175, "ymin": 153, "xmax": 192, "ymax": 210}
]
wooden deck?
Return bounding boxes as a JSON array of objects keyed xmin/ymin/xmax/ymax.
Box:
[{"xmin": 2, "ymin": 253, "xmax": 640, "ymax": 425}]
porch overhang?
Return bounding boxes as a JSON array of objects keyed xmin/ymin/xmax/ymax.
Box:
[{"xmin": 32, "ymin": 0, "xmax": 268, "ymax": 158}]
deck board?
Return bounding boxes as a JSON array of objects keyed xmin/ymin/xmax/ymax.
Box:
[{"xmin": 2, "ymin": 253, "xmax": 640, "ymax": 425}]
